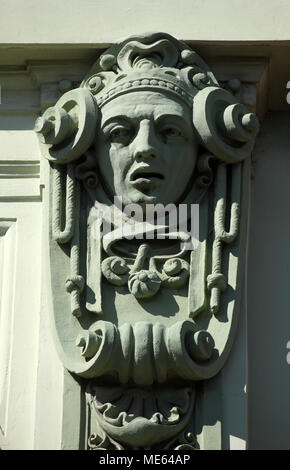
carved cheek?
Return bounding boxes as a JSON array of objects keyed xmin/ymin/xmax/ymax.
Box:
[
  {"xmin": 96, "ymin": 141, "xmax": 112, "ymax": 169},
  {"xmin": 108, "ymin": 147, "xmax": 131, "ymax": 188},
  {"xmin": 169, "ymin": 143, "xmax": 194, "ymax": 168},
  {"xmin": 182, "ymin": 142, "xmax": 198, "ymax": 168}
]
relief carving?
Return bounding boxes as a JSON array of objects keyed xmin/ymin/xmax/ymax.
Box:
[{"xmin": 35, "ymin": 32, "xmax": 259, "ymax": 450}]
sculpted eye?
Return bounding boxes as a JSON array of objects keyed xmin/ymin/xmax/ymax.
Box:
[
  {"xmin": 109, "ymin": 126, "xmax": 131, "ymax": 144},
  {"xmin": 160, "ymin": 126, "xmax": 184, "ymax": 143}
]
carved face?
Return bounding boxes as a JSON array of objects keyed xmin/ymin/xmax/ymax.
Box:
[{"xmin": 95, "ymin": 91, "xmax": 198, "ymax": 207}]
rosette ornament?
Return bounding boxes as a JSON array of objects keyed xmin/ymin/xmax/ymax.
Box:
[{"xmin": 128, "ymin": 270, "xmax": 162, "ymax": 299}]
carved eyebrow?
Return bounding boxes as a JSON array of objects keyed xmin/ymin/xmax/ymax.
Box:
[
  {"xmin": 100, "ymin": 112, "xmax": 192, "ymax": 134},
  {"xmin": 155, "ymin": 114, "xmax": 192, "ymax": 133},
  {"xmin": 101, "ymin": 115, "xmax": 133, "ymax": 130}
]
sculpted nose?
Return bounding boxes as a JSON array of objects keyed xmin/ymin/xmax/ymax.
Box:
[{"xmin": 132, "ymin": 120, "xmax": 159, "ymax": 162}]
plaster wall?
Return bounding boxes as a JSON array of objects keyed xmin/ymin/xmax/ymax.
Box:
[
  {"xmin": 0, "ymin": 134, "xmax": 42, "ymax": 449},
  {"xmin": 1, "ymin": 0, "xmax": 290, "ymax": 44}
]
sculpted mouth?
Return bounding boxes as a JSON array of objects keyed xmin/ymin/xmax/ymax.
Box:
[
  {"xmin": 130, "ymin": 168, "xmax": 164, "ymax": 185},
  {"xmin": 132, "ymin": 172, "xmax": 164, "ymax": 181}
]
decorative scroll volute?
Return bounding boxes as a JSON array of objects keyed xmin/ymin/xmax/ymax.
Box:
[{"xmin": 35, "ymin": 32, "xmax": 259, "ymax": 450}]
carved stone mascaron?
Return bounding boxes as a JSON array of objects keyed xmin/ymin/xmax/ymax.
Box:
[{"xmin": 35, "ymin": 32, "xmax": 259, "ymax": 450}]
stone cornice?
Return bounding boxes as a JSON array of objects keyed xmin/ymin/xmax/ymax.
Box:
[{"xmin": 0, "ymin": 56, "xmax": 269, "ymax": 115}]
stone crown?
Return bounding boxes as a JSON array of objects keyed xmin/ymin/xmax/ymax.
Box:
[{"xmin": 81, "ymin": 32, "xmax": 219, "ymax": 108}]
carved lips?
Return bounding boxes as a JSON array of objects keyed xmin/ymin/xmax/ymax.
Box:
[{"xmin": 129, "ymin": 165, "xmax": 164, "ymax": 188}]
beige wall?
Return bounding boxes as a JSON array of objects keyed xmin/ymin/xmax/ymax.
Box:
[{"xmin": 0, "ymin": 0, "xmax": 290, "ymax": 44}]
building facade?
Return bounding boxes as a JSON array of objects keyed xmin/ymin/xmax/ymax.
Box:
[{"xmin": 0, "ymin": 0, "xmax": 290, "ymax": 450}]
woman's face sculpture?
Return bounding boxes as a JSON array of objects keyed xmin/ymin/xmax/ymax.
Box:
[{"xmin": 95, "ymin": 91, "xmax": 198, "ymax": 207}]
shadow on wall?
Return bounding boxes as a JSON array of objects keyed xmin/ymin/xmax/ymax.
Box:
[
  {"xmin": 0, "ymin": 115, "xmax": 38, "ymax": 131},
  {"xmin": 194, "ymin": 287, "xmax": 246, "ymax": 451}
]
